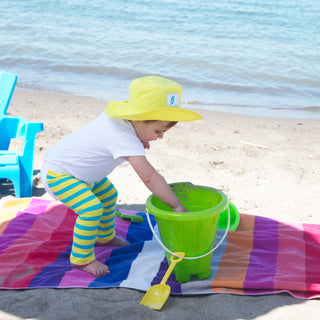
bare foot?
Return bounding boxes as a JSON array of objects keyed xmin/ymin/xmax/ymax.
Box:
[
  {"xmin": 72, "ymin": 260, "xmax": 110, "ymax": 277},
  {"xmin": 96, "ymin": 236, "xmax": 129, "ymax": 247}
]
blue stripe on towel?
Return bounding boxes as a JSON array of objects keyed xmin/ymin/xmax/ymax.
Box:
[{"xmin": 89, "ymin": 212, "xmax": 155, "ymax": 288}]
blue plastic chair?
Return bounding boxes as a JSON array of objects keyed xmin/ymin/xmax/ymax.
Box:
[
  {"xmin": 0, "ymin": 71, "xmax": 17, "ymax": 117},
  {"xmin": 0, "ymin": 116, "xmax": 44, "ymax": 197}
]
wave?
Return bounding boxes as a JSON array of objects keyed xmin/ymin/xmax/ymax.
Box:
[{"xmin": 1, "ymin": 0, "xmax": 320, "ymax": 119}]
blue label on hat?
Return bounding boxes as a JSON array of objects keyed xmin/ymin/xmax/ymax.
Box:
[{"xmin": 167, "ymin": 93, "xmax": 179, "ymax": 107}]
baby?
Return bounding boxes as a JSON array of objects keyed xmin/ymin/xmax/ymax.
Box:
[{"xmin": 41, "ymin": 75, "xmax": 202, "ymax": 277}]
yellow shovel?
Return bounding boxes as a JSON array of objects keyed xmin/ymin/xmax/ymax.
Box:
[{"xmin": 140, "ymin": 252, "xmax": 185, "ymax": 310}]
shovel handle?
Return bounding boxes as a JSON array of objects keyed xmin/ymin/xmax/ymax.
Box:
[{"xmin": 160, "ymin": 252, "xmax": 185, "ymax": 285}]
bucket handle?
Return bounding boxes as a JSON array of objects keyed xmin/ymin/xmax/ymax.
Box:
[{"xmin": 145, "ymin": 203, "xmax": 230, "ymax": 260}]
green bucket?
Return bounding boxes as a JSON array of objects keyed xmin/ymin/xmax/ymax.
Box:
[
  {"xmin": 146, "ymin": 182, "xmax": 229, "ymax": 283},
  {"xmin": 218, "ymin": 201, "xmax": 240, "ymax": 231}
]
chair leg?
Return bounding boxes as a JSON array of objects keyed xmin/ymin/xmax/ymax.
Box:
[
  {"xmin": 19, "ymin": 178, "xmax": 33, "ymax": 197},
  {"xmin": 11, "ymin": 177, "xmax": 21, "ymax": 198}
]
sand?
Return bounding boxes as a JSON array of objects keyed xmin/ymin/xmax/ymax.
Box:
[{"xmin": 0, "ymin": 90, "xmax": 319, "ymax": 319}]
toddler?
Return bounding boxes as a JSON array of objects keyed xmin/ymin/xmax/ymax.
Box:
[{"xmin": 41, "ymin": 75, "xmax": 202, "ymax": 277}]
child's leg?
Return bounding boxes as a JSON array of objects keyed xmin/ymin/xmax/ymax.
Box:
[
  {"xmin": 92, "ymin": 177, "xmax": 117, "ymax": 243},
  {"xmin": 92, "ymin": 177, "xmax": 129, "ymax": 246},
  {"xmin": 46, "ymin": 170, "xmax": 109, "ymax": 276}
]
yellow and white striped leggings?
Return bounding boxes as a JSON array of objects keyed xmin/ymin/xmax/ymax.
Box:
[{"xmin": 46, "ymin": 170, "xmax": 118, "ymax": 266}]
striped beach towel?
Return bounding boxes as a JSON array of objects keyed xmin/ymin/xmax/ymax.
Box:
[{"xmin": 0, "ymin": 197, "xmax": 319, "ymax": 299}]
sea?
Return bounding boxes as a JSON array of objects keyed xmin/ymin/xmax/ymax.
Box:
[{"xmin": 1, "ymin": 0, "xmax": 319, "ymax": 119}]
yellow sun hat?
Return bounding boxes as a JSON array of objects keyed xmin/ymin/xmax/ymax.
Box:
[{"xmin": 105, "ymin": 75, "xmax": 203, "ymax": 121}]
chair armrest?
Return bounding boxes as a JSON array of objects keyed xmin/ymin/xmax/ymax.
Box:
[{"xmin": 20, "ymin": 122, "xmax": 44, "ymax": 156}]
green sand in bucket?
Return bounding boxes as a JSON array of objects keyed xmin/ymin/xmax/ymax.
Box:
[{"xmin": 146, "ymin": 182, "xmax": 239, "ymax": 283}]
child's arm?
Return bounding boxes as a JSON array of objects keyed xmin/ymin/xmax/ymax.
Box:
[{"xmin": 126, "ymin": 155, "xmax": 187, "ymax": 212}]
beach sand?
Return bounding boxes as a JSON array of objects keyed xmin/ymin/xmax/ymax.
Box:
[{"xmin": 0, "ymin": 90, "xmax": 319, "ymax": 319}]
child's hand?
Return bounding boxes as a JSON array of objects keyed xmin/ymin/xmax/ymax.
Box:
[
  {"xmin": 127, "ymin": 156, "xmax": 187, "ymax": 212},
  {"xmin": 173, "ymin": 204, "xmax": 189, "ymax": 213}
]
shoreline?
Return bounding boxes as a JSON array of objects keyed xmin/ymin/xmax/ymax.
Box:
[
  {"xmin": 1, "ymin": 89, "xmax": 319, "ymax": 319},
  {"xmin": 15, "ymin": 86, "xmax": 320, "ymax": 120}
]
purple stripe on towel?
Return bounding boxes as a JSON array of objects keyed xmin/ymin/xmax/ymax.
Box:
[
  {"xmin": 303, "ymin": 224, "xmax": 320, "ymax": 292},
  {"xmin": 151, "ymin": 257, "xmax": 182, "ymax": 295},
  {"xmin": 244, "ymin": 216, "xmax": 279, "ymax": 290},
  {"xmin": 0, "ymin": 199, "xmax": 49, "ymax": 255}
]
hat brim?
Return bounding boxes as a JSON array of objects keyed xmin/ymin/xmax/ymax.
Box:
[{"xmin": 105, "ymin": 100, "xmax": 203, "ymax": 122}]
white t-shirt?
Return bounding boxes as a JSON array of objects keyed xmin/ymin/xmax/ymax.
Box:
[{"xmin": 43, "ymin": 112, "xmax": 145, "ymax": 184}]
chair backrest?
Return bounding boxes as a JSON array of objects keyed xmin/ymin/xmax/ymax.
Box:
[
  {"xmin": 0, "ymin": 71, "xmax": 17, "ymax": 117},
  {"xmin": 0, "ymin": 116, "xmax": 43, "ymax": 198},
  {"xmin": 0, "ymin": 116, "xmax": 28, "ymax": 150}
]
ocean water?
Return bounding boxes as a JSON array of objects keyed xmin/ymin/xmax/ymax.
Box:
[{"xmin": 0, "ymin": 0, "xmax": 319, "ymax": 119}]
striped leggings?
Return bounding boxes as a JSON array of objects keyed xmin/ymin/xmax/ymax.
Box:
[{"xmin": 46, "ymin": 170, "xmax": 118, "ymax": 265}]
